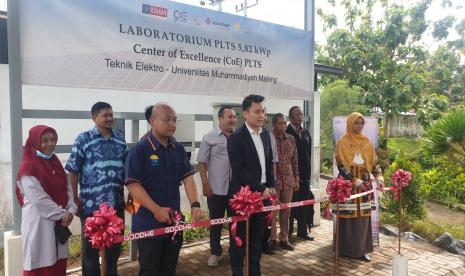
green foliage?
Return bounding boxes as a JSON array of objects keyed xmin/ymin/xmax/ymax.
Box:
[
  {"xmin": 377, "ymin": 135, "xmax": 390, "ymax": 171},
  {"xmin": 69, "ymin": 235, "xmax": 82, "ymax": 258},
  {"xmin": 456, "ymin": 18, "xmax": 465, "ymax": 35},
  {"xmin": 433, "ymin": 16, "xmax": 456, "ymax": 41},
  {"xmin": 183, "ymin": 210, "xmax": 209, "ymax": 242},
  {"xmin": 316, "ymin": 0, "xmax": 431, "ymax": 117},
  {"xmin": 420, "ymin": 162, "xmax": 465, "ymax": 203},
  {"xmin": 411, "ymin": 219, "xmax": 465, "ymax": 241},
  {"xmin": 316, "ymin": 0, "xmax": 465, "ymax": 126},
  {"xmin": 427, "ymin": 47, "xmax": 465, "ymax": 104},
  {"xmin": 416, "ymin": 93, "xmax": 449, "ymax": 128},
  {"xmin": 320, "ymin": 80, "xmax": 369, "ymax": 163},
  {"xmin": 382, "ymin": 153, "xmax": 427, "ymax": 223},
  {"xmin": 381, "ymin": 212, "xmax": 465, "ymax": 242},
  {"xmin": 421, "ymin": 109, "xmax": 465, "ymax": 167}
]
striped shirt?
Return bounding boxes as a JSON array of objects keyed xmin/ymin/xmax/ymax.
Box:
[{"xmin": 65, "ymin": 127, "xmax": 128, "ymax": 215}]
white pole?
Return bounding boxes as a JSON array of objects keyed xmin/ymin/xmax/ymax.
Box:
[
  {"xmin": 304, "ymin": 0, "xmax": 318, "ymax": 189},
  {"xmin": 8, "ymin": 0, "xmax": 24, "ymax": 235}
]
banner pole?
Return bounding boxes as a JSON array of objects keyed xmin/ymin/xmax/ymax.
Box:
[
  {"xmin": 246, "ymin": 219, "xmax": 250, "ymax": 276},
  {"xmin": 334, "ymin": 202, "xmax": 340, "ymax": 276}
]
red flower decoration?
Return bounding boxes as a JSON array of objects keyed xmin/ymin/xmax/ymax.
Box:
[
  {"xmin": 84, "ymin": 203, "xmax": 124, "ymax": 249},
  {"xmin": 391, "ymin": 169, "xmax": 413, "ymax": 200},
  {"xmin": 229, "ymin": 186, "xmax": 264, "ymax": 217},
  {"xmin": 391, "ymin": 169, "xmax": 412, "ymax": 188},
  {"xmin": 326, "ymin": 176, "xmax": 353, "ymax": 203},
  {"xmin": 229, "ymin": 186, "xmax": 264, "ymax": 247}
]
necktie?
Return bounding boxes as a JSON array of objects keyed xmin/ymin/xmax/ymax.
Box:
[{"xmin": 296, "ymin": 126, "xmax": 302, "ymax": 138}]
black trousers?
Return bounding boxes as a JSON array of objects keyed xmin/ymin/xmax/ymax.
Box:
[
  {"xmin": 80, "ymin": 208, "xmax": 124, "ymax": 276},
  {"xmin": 289, "ymin": 180, "xmax": 315, "ymax": 237},
  {"xmin": 207, "ymin": 194, "xmax": 229, "ymax": 256},
  {"xmin": 262, "ymin": 224, "xmax": 271, "ymax": 252},
  {"xmin": 228, "ymin": 200, "xmax": 270, "ymax": 276},
  {"xmin": 137, "ymin": 234, "xmax": 183, "ymax": 276}
]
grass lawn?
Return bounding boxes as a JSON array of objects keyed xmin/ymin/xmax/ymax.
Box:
[{"xmin": 387, "ymin": 137, "xmax": 420, "ymax": 154}]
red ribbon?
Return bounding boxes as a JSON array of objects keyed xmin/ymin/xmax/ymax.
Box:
[
  {"xmin": 84, "ymin": 203, "xmax": 124, "ymax": 249},
  {"xmin": 229, "ymin": 186, "xmax": 264, "ymax": 247},
  {"xmin": 121, "ymin": 189, "xmax": 392, "ymax": 242},
  {"xmin": 265, "ymin": 193, "xmax": 278, "ymax": 227},
  {"xmin": 170, "ymin": 211, "xmax": 183, "ymax": 243},
  {"xmin": 325, "ymin": 202, "xmax": 332, "ymax": 219},
  {"xmin": 326, "ymin": 176, "xmax": 353, "ymax": 203}
]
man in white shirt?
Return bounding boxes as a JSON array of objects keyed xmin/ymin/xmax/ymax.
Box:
[{"xmin": 227, "ymin": 94, "xmax": 276, "ymax": 276}]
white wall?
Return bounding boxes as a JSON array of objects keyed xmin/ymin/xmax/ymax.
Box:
[{"xmin": 1, "ymin": 64, "xmax": 11, "ymax": 163}]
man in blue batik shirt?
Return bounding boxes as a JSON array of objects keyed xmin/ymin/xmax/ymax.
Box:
[{"xmin": 66, "ymin": 102, "xmax": 128, "ymax": 276}]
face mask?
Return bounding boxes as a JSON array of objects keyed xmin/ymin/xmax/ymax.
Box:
[{"xmin": 36, "ymin": 150, "xmax": 54, "ymax": 160}]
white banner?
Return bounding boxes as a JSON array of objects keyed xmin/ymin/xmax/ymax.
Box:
[{"xmin": 20, "ymin": 0, "xmax": 313, "ymax": 99}]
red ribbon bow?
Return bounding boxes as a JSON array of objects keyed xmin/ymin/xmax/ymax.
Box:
[
  {"xmin": 229, "ymin": 186, "xmax": 264, "ymax": 247},
  {"xmin": 391, "ymin": 169, "xmax": 413, "ymax": 200},
  {"xmin": 84, "ymin": 203, "xmax": 124, "ymax": 249},
  {"xmin": 326, "ymin": 176, "xmax": 353, "ymax": 203}
]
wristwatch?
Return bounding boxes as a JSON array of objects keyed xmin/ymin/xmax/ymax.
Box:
[{"xmin": 191, "ymin": 201, "xmax": 201, "ymax": 208}]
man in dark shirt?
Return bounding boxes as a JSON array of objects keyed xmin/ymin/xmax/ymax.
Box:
[
  {"xmin": 125, "ymin": 103, "xmax": 203, "ymax": 276},
  {"xmin": 286, "ymin": 106, "xmax": 315, "ymax": 241}
]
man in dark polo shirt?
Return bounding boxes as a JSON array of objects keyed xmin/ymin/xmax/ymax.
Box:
[{"xmin": 125, "ymin": 103, "xmax": 203, "ymax": 276}]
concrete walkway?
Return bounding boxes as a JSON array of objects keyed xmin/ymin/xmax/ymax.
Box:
[{"xmin": 69, "ymin": 218, "xmax": 465, "ymax": 275}]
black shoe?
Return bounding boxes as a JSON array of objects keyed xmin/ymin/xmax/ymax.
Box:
[
  {"xmin": 361, "ymin": 254, "xmax": 371, "ymax": 262},
  {"xmin": 268, "ymin": 240, "xmax": 278, "ymax": 251},
  {"xmin": 262, "ymin": 247, "xmax": 275, "ymax": 255},
  {"xmin": 297, "ymin": 234, "xmax": 314, "ymax": 241},
  {"xmin": 279, "ymin": 240, "xmax": 295, "ymax": 251}
]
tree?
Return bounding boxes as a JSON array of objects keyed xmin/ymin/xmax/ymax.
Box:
[
  {"xmin": 320, "ymin": 80, "xmax": 369, "ymax": 164},
  {"xmin": 416, "ymin": 93, "xmax": 449, "ymax": 128},
  {"xmin": 316, "ymin": 0, "xmax": 465, "ymax": 132}
]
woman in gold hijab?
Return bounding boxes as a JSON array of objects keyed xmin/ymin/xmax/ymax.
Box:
[{"xmin": 334, "ymin": 112, "xmax": 384, "ymax": 262}]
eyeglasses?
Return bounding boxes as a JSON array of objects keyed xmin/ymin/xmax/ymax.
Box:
[{"xmin": 159, "ymin": 117, "xmax": 180, "ymax": 124}]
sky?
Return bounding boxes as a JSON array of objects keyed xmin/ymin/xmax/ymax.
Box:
[{"xmin": 0, "ymin": 0, "xmax": 463, "ymax": 45}]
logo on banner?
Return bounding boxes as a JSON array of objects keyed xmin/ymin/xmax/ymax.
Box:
[
  {"xmin": 173, "ymin": 10, "xmax": 187, "ymax": 23},
  {"xmin": 212, "ymin": 20, "xmax": 230, "ymax": 29},
  {"xmin": 233, "ymin": 23, "xmax": 241, "ymax": 30},
  {"xmin": 142, "ymin": 4, "xmax": 168, "ymax": 18},
  {"xmin": 205, "ymin": 17, "xmax": 212, "ymax": 25},
  {"xmin": 244, "ymin": 26, "xmax": 253, "ymax": 35},
  {"xmin": 193, "ymin": 16, "xmax": 202, "ymax": 25}
]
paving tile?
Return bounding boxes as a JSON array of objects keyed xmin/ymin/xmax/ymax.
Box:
[{"xmin": 67, "ymin": 219, "xmax": 465, "ymax": 275}]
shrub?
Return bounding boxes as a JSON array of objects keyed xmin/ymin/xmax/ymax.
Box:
[
  {"xmin": 183, "ymin": 210, "xmax": 209, "ymax": 242},
  {"xmin": 421, "ymin": 109, "xmax": 465, "ymax": 167},
  {"xmin": 420, "ymin": 162, "xmax": 465, "ymax": 203},
  {"xmin": 382, "ymin": 153, "xmax": 427, "ymax": 223}
]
